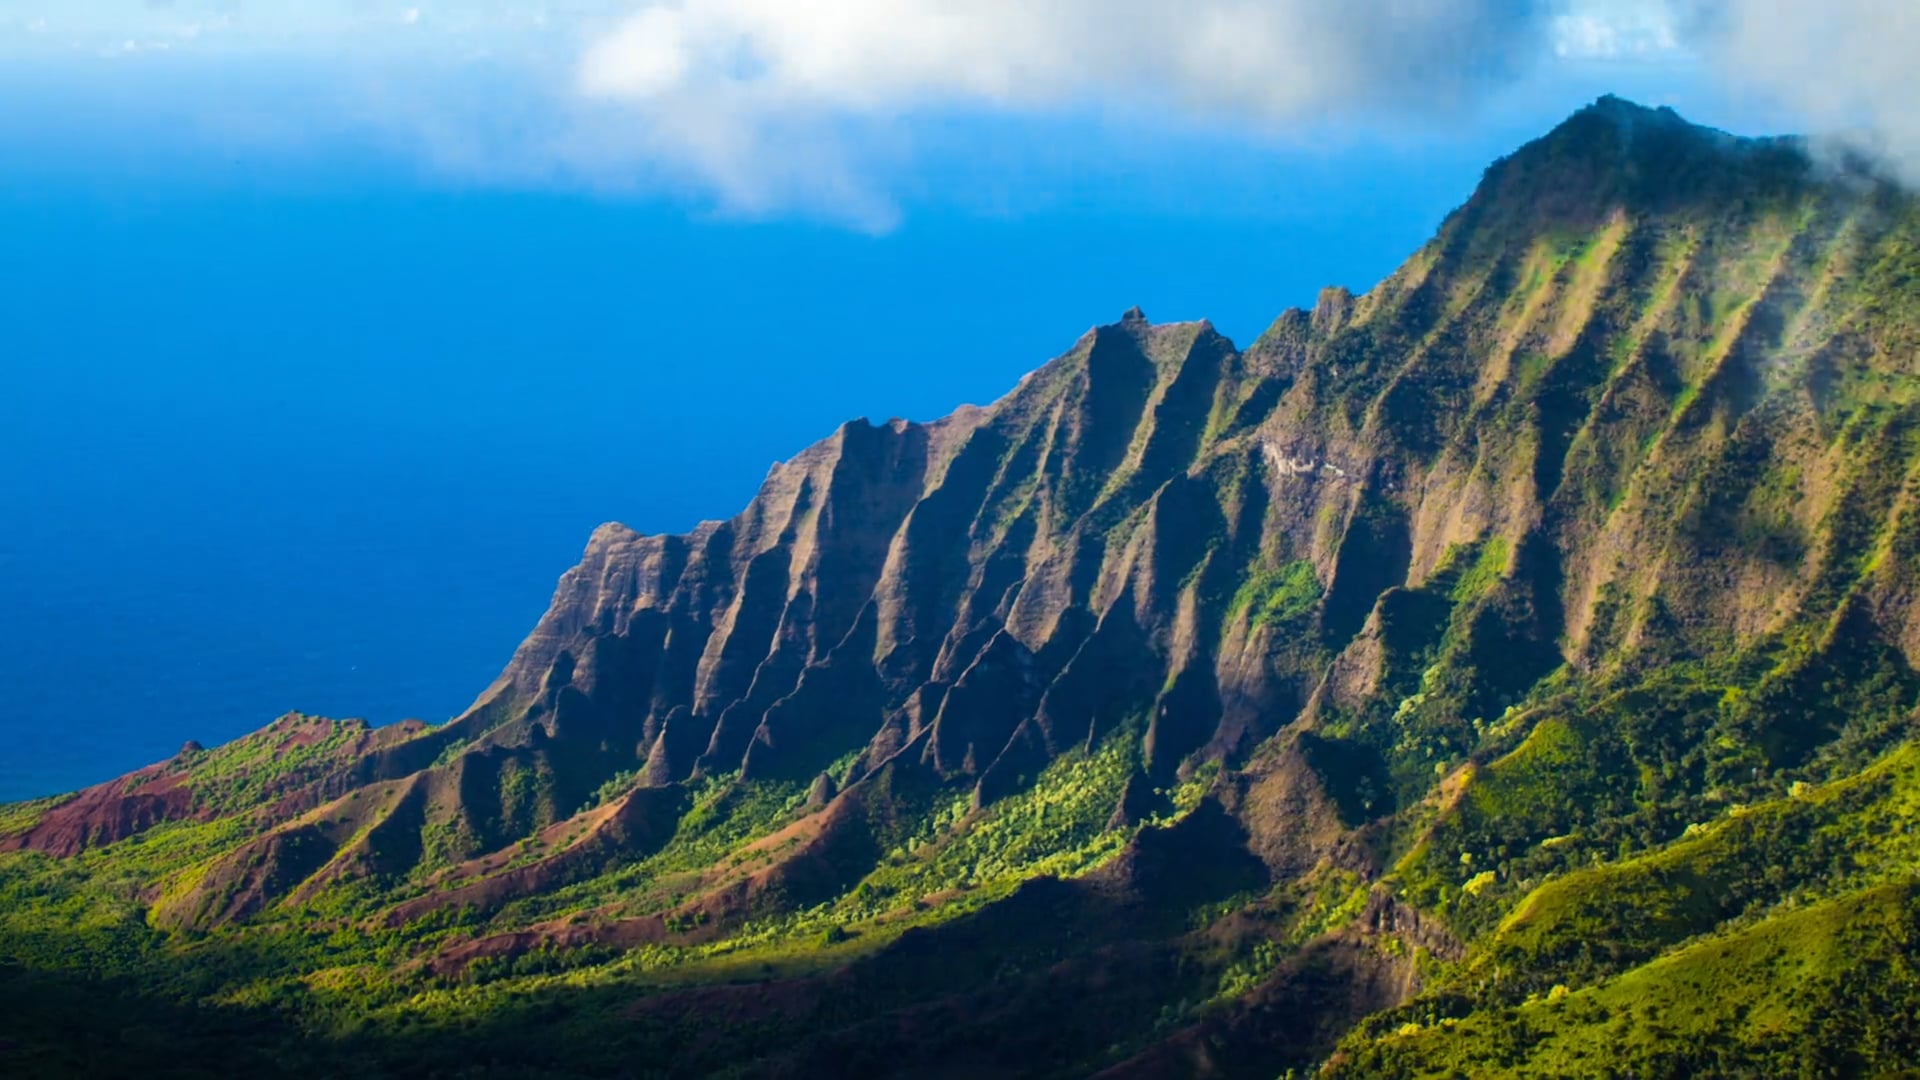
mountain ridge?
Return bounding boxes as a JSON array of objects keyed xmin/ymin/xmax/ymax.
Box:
[{"xmin": 5, "ymin": 95, "xmax": 1920, "ymax": 1077}]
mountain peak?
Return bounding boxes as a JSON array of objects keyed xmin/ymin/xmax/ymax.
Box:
[
  {"xmin": 1581, "ymin": 92, "xmax": 1680, "ymax": 124},
  {"xmin": 1419, "ymin": 93, "xmax": 1823, "ymax": 269},
  {"xmin": 1552, "ymin": 93, "xmax": 1727, "ymax": 153},
  {"xmin": 1509, "ymin": 94, "xmax": 1729, "ymax": 179}
]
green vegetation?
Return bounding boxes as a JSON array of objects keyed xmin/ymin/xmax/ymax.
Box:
[
  {"xmin": 0, "ymin": 796, "xmax": 64, "ymax": 839},
  {"xmin": 1335, "ymin": 883, "xmax": 1920, "ymax": 1078},
  {"xmin": 180, "ymin": 715, "xmax": 370, "ymax": 815},
  {"xmin": 1446, "ymin": 538, "xmax": 1509, "ymax": 604},
  {"xmin": 1227, "ymin": 559, "xmax": 1322, "ymax": 631},
  {"xmin": 845, "ymin": 730, "xmax": 1141, "ymax": 909}
]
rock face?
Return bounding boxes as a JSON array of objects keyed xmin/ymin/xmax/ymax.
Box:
[
  {"xmin": 480, "ymin": 312, "xmax": 1257, "ymax": 794},
  {"xmin": 7, "ymin": 97, "xmax": 1920, "ymax": 1078}
]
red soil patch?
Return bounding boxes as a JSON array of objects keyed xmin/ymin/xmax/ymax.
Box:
[
  {"xmin": 423, "ymin": 914, "xmax": 670, "ymax": 979},
  {"xmin": 0, "ymin": 767, "xmax": 197, "ymax": 857}
]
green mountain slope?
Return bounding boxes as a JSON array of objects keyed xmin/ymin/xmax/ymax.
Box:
[{"xmin": 5, "ymin": 96, "xmax": 1920, "ymax": 1078}]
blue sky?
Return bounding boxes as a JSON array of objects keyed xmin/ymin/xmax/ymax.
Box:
[{"xmin": 1, "ymin": 1, "xmax": 1914, "ymax": 797}]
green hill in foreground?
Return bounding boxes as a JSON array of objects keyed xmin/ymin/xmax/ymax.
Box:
[{"xmin": 5, "ymin": 96, "xmax": 1920, "ymax": 1078}]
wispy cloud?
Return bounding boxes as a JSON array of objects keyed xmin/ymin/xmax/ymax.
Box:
[
  {"xmin": 572, "ymin": 0, "xmax": 1559, "ymax": 224},
  {"xmin": 1551, "ymin": 2, "xmax": 1682, "ymax": 59},
  {"xmin": 1680, "ymin": 0, "xmax": 1920, "ymax": 184}
]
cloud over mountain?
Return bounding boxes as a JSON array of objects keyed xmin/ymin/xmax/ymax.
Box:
[{"xmin": 1683, "ymin": 0, "xmax": 1920, "ymax": 184}]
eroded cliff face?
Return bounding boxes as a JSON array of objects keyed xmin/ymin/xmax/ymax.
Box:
[
  {"xmin": 476, "ymin": 314, "xmax": 1262, "ymax": 787},
  {"xmin": 405, "ymin": 98, "xmax": 1920, "ymax": 851},
  {"xmin": 9, "ymin": 100, "xmax": 1920, "ymax": 1075}
]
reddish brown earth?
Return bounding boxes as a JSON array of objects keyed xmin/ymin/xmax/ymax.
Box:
[
  {"xmin": 0, "ymin": 766, "xmax": 197, "ymax": 857},
  {"xmin": 423, "ymin": 914, "xmax": 672, "ymax": 979}
]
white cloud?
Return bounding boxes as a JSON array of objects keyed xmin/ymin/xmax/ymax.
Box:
[
  {"xmin": 1681, "ymin": 0, "xmax": 1920, "ymax": 183},
  {"xmin": 1552, "ymin": 3, "xmax": 1681, "ymax": 58},
  {"xmin": 579, "ymin": 0, "xmax": 1552, "ymax": 118},
  {"xmin": 572, "ymin": 0, "xmax": 1560, "ymax": 223}
]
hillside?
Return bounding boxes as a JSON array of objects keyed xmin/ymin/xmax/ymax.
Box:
[{"xmin": 4, "ymin": 96, "xmax": 1920, "ymax": 1077}]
